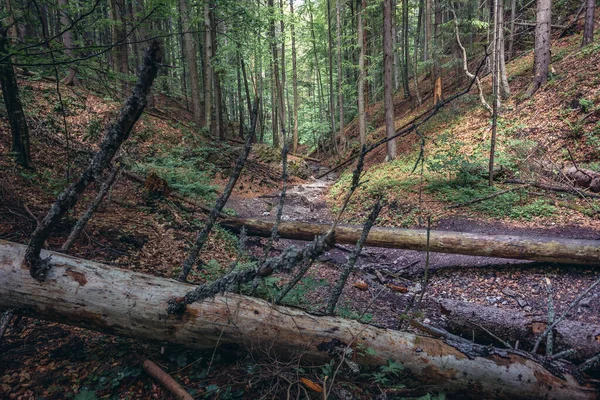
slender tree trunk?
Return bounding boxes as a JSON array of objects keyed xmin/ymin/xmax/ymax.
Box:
[
  {"xmin": 384, "ymin": 0, "xmax": 396, "ymax": 161},
  {"xmin": 111, "ymin": 0, "xmax": 129, "ymax": 97},
  {"xmin": 204, "ymin": 1, "xmax": 213, "ymax": 133},
  {"xmin": 0, "ymin": 26, "xmax": 31, "ymax": 168},
  {"xmin": 336, "ymin": 0, "xmax": 345, "ymax": 152},
  {"xmin": 357, "ymin": 0, "xmax": 367, "ymax": 145},
  {"xmin": 392, "ymin": 0, "xmax": 400, "ymax": 91},
  {"xmin": 290, "ymin": 0, "xmax": 300, "ymax": 153},
  {"xmin": 526, "ymin": 0, "xmax": 551, "ymax": 96},
  {"xmin": 210, "ymin": 10, "xmax": 224, "ymax": 140},
  {"xmin": 424, "ymin": 0, "xmax": 432, "ymax": 62},
  {"xmin": 402, "ymin": 0, "xmax": 411, "ymax": 98},
  {"xmin": 237, "ymin": 56, "xmax": 244, "ymax": 138},
  {"xmin": 178, "ymin": 0, "xmax": 202, "ymax": 124},
  {"xmin": 309, "ymin": 1, "xmax": 325, "ymax": 125},
  {"xmin": 508, "ymin": 0, "xmax": 517, "ymax": 58},
  {"xmin": 58, "ymin": 0, "xmax": 78, "ymax": 85},
  {"xmin": 327, "ymin": 0, "xmax": 338, "ymax": 154},
  {"xmin": 496, "ymin": 0, "xmax": 511, "ymax": 99},
  {"xmin": 582, "ymin": 0, "xmax": 595, "ymax": 46}
]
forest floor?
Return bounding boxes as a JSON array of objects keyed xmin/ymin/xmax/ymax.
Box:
[{"xmin": 2, "ymin": 19, "xmax": 600, "ymax": 400}]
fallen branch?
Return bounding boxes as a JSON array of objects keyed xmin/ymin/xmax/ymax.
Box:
[
  {"xmin": 142, "ymin": 360, "xmax": 193, "ymax": 400},
  {"xmin": 220, "ymin": 217, "xmax": 600, "ymax": 266},
  {"xmin": 0, "ymin": 240, "xmax": 594, "ymax": 399},
  {"xmin": 504, "ymin": 179, "xmax": 600, "ymax": 199}
]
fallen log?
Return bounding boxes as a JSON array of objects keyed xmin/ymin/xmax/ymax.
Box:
[
  {"xmin": 439, "ymin": 299, "xmax": 600, "ymax": 362},
  {"xmin": 0, "ymin": 240, "xmax": 595, "ymax": 399},
  {"xmin": 220, "ymin": 217, "xmax": 600, "ymax": 266},
  {"xmin": 290, "ymin": 153, "xmax": 321, "ymax": 163}
]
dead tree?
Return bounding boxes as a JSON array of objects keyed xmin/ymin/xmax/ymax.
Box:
[{"xmin": 24, "ymin": 41, "xmax": 162, "ymax": 281}]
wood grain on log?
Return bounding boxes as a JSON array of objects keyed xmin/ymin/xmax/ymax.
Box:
[
  {"xmin": 220, "ymin": 218, "xmax": 600, "ymax": 266},
  {"xmin": 0, "ymin": 240, "xmax": 595, "ymax": 399}
]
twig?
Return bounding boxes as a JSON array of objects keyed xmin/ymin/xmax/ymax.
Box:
[
  {"xmin": 326, "ymin": 199, "xmax": 383, "ymax": 314},
  {"xmin": 467, "ymin": 321, "xmax": 513, "ymax": 349},
  {"xmin": 532, "ymin": 275, "xmax": 600, "ymax": 354},
  {"xmin": 142, "ymin": 359, "xmax": 193, "ymax": 400},
  {"xmin": 61, "ymin": 164, "xmax": 122, "ymax": 252},
  {"xmin": 579, "ymin": 352, "xmax": 600, "ymax": 372},
  {"xmin": 550, "ymin": 348, "xmax": 576, "ymax": 361},
  {"xmin": 178, "ymin": 97, "xmax": 260, "ymax": 282}
]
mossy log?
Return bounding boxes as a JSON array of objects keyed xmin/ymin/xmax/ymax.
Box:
[
  {"xmin": 0, "ymin": 240, "xmax": 596, "ymax": 399},
  {"xmin": 220, "ymin": 217, "xmax": 600, "ymax": 266}
]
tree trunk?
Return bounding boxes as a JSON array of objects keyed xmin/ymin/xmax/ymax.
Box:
[
  {"xmin": 178, "ymin": 0, "xmax": 202, "ymax": 125},
  {"xmin": 357, "ymin": 0, "xmax": 367, "ymax": 145},
  {"xmin": 508, "ymin": 0, "xmax": 517, "ymax": 58},
  {"xmin": 290, "ymin": 0, "xmax": 299, "ymax": 153},
  {"xmin": 58, "ymin": 0, "xmax": 78, "ymax": 85},
  {"xmin": 496, "ymin": 0, "xmax": 511, "ymax": 99},
  {"xmin": 0, "ymin": 26, "xmax": 31, "ymax": 168},
  {"xmin": 424, "ymin": 0, "xmax": 432, "ymax": 62},
  {"xmin": 402, "ymin": 0, "xmax": 411, "ymax": 99},
  {"xmin": 439, "ymin": 299, "xmax": 600, "ymax": 363},
  {"xmin": 582, "ymin": 0, "xmax": 595, "ymax": 47},
  {"xmin": 336, "ymin": 0, "xmax": 346, "ymax": 152},
  {"xmin": 527, "ymin": 0, "xmax": 551, "ymax": 97},
  {"xmin": 110, "ymin": 0, "xmax": 129, "ymax": 97},
  {"xmin": 204, "ymin": 1, "xmax": 213, "ymax": 133},
  {"xmin": 327, "ymin": 0, "xmax": 338, "ymax": 154},
  {"xmin": 0, "ymin": 240, "xmax": 594, "ymax": 400},
  {"xmin": 269, "ymin": 0, "xmax": 286, "ymax": 147},
  {"xmin": 384, "ymin": 0, "xmax": 396, "ymax": 162},
  {"xmin": 220, "ymin": 217, "xmax": 600, "ymax": 266}
]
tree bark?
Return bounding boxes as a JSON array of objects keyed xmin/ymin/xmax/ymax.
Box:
[
  {"xmin": 204, "ymin": 1, "xmax": 213, "ymax": 133},
  {"xmin": 336, "ymin": 0, "xmax": 345, "ymax": 152},
  {"xmin": 327, "ymin": 0, "xmax": 338, "ymax": 154},
  {"xmin": 179, "ymin": 0, "xmax": 202, "ymax": 125},
  {"xmin": 439, "ymin": 298, "xmax": 600, "ymax": 363},
  {"xmin": 527, "ymin": 0, "xmax": 551, "ymax": 97},
  {"xmin": 290, "ymin": 0, "xmax": 299, "ymax": 153},
  {"xmin": 582, "ymin": 0, "xmax": 595, "ymax": 47},
  {"xmin": 110, "ymin": 0, "xmax": 129, "ymax": 96},
  {"xmin": 58, "ymin": 0, "xmax": 78, "ymax": 85},
  {"xmin": 384, "ymin": 0, "xmax": 396, "ymax": 161},
  {"xmin": 0, "ymin": 25, "xmax": 31, "ymax": 168},
  {"xmin": 402, "ymin": 0, "xmax": 411, "ymax": 99},
  {"xmin": 0, "ymin": 240, "xmax": 594, "ymax": 400},
  {"xmin": 357, "ymin": 0, "xmax": 367, "ymax": 146},
  {"xmin": 220, "ymin": 217, "xmax": 600, "ymax": 266}
]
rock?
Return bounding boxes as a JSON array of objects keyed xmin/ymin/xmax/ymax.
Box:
[
  {"xmin": 524, "ymin": 306, "xmax": 533, "ymax": 312},
  {"xmin": 502, "ymin": 288, "xmax": 517, "ymax": 297},
  {"xmin": 517, "ymin": 298, "xmax": 528, "ymax": 308}
]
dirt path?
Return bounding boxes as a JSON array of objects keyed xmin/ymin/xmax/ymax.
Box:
[{"xmin": 230, "ymin": 163, "xmax": 600, "ymax": 334}]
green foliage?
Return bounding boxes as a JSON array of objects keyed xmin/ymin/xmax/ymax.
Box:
[{"xmin": 133, "ymin": 145, "xmax": 219, "ymax": 201}]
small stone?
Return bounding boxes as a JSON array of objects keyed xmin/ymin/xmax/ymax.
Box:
[
  {"xmin": 502, "ymin": 301, "xmax": 508, "ymax": 305},
  {"xmin": 486, "ymin": 296, "xmax": 497, "ymax": 305},
  {"xmin": 517, "ymin": 298, "xmax": 528, "ymax": 308},
  {"xmin": 502, "ymin": 288, "xmax": 517, "ymax": 297},
  {"xmin": 415, "ymin": 347, "xmax": 423, "ymax": 353},
  {"xmin": 524, "ymin": 306, "xmax": 532, "ymax": 312},
  {"xmin": 423, "ymin": 318, "xmax": 431, "ymax": 324}
]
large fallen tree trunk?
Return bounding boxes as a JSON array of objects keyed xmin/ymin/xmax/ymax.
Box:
[
  {"xmin": 439, "ymin": 299, "xmax": 600, "ymax": 362},
  {"xmin": 220, "ymin": 217, "xmax": 600, "ymax": 266},
  {"xmin": 0, "ymin": 240, "xmax": 596, "ymax": 399}
]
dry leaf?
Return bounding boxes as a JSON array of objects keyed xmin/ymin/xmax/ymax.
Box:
[
  {"xmin": 353, "ymin": 281, "xmax": 368, "ymax": 291},
  {"xmin": 300, "ymin": 378, "xmax": 323, "ymax": 393}
]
